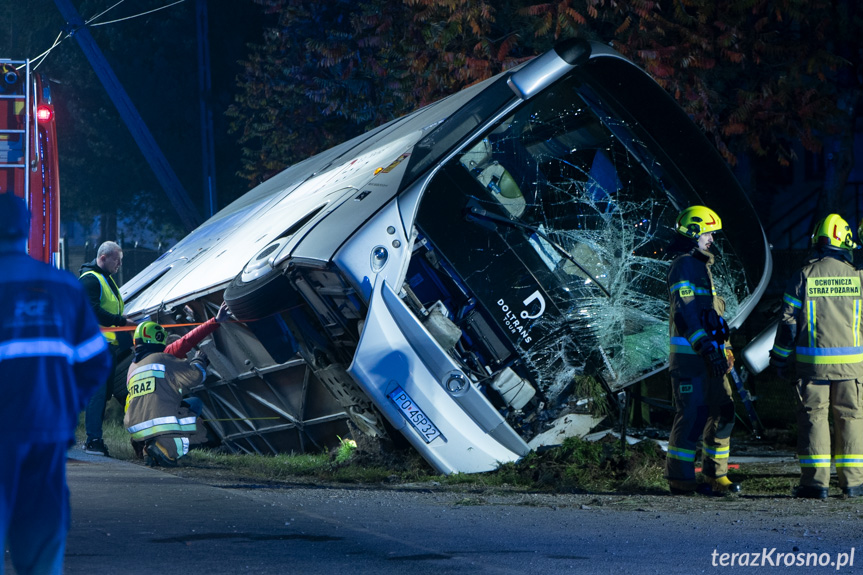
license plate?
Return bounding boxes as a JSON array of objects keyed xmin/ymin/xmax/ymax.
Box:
[{"xmin": 388, "ymin": 386, "xmax": 444, "ymax": 444}]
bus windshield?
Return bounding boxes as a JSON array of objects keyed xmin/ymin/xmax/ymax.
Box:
[{"xmin": 417, "ymin": 65, "xmax": 752, "ymax": 392}]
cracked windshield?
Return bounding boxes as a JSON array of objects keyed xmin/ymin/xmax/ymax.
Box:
[{"xmin": 418, "ymin": 73, "xmax": 750, "ymax": 401}]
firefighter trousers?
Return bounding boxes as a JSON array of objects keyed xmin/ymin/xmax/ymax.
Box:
[
  {"xmin": 796, "ymin": 379, "xmax": 863, "ymax": 489},
  {"xmin": 666, "ymin": 372, "xmax": 735, "ymax": 486}
]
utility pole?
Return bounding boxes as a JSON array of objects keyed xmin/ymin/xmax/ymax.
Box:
[
  {"xmin": 53, "ymin": 0, "xmax": 203, "ymax": 232},
  {"xmin": 196, "ymin": 0, "xmax": 217, "ymax": 217}
]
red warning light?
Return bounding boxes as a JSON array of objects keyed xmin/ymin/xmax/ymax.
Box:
[{"xmin": 36, "ymin": 105, "xmax": 53, "ymax": 122}]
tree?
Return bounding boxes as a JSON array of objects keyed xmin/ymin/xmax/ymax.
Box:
[
  {"xmin": 230, "ymin": 0, "xmax": 863, "ymax": 215},
  {"xmin": 229, "ymin": 0, "xmax": 526, "ymax": 184},
  {"xmin": 0, "ymin": 0, "xmax": 267, "ymax": 244}
]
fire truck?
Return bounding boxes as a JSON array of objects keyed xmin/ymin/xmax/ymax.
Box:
[{"xmin": 0, "ymin": 59, "xmax": 61, "ymax": 267}]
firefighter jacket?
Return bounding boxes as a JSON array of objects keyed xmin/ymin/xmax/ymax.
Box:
[
  {"xmin": 771, "ymin": 249, "xmax": 863, "ymax": 381},
  {"xmin": 667, "ymin": 247, "xmax": 726, "ymax": 373},
  {"xmin": 79, "ymin": 259, "xmax": 126, "ymax": 345},
  {"xmin": 0, "ymin": 251, "xmax": 112, "ymax": 443},
  {"xmin": 123, "ymin": 318, "xmax": 220, "ymax": 461}
]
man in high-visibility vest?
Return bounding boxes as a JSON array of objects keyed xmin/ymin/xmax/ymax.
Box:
[
  {"xmin": 771, "ymin": 214, "xmax": 863, "ymax": 499},
  {"xmin": 79, "ymin": 240, "xmax": 134, "ymax": 456}
]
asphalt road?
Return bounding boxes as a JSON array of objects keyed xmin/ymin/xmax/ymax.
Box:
[{"xmin": 5, "ymin": 449, "xmax": 863, "ymax": 574}]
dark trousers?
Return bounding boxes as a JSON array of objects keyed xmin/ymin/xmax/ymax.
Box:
[
  {"xmin": 666, "ymin": 371, "xmax": 735, "ymax": 484},
  {"xmin": 84, "ymin": 344, "xmax": 120, "ymax": 441},
  {"xmin": 0, "ymin": 442, "xmax": 69, "ymax": 575}
]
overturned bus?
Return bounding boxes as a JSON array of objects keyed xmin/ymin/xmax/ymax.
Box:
[{"xmin": 120, "ymin": 39, "xmax": 771, "ymax": 474}]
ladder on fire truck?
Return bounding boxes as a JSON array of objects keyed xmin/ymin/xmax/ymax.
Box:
[
  {"xmin": 0, "ymin": 58, "xmax": 62, "ymax": 266},
  {"xmin": 0, "ymin": 59, "xmax": 35, "ymax": 205}
]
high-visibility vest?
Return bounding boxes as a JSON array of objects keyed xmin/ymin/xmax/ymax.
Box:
[{"xmin": 80, "ymin": 270, "xmax": 123, "ymax": 345}]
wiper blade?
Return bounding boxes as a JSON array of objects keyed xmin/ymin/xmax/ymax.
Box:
[{"xmin": 466, "ymin": 207, "xmax": 612, "ymax": 297}]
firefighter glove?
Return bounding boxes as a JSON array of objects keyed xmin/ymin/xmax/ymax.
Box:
[
  {"xmin": 191, "ymin": 350, "xmax": 210, "ymax": 369},
  {"xmin": 698, "ymin": 341, "xmax": 727, "ymax": 378},
  {"xmin": 769, "ymin": 351, "xmax": 790, "ymax": 381}
]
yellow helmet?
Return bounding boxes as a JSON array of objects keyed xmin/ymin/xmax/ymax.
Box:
[
  {"xmin": 811, "ymin": 214, "xmax": 857, "ymax": 250},
  {"xmin": 134, "ymin": 321, "xmax": 167, "ymax": 346},
  {"xmin": 675, "ymin": 205, "xmax": 721, "ymax": 239}
]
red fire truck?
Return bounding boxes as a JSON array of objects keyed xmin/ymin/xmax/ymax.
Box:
[{"xmin": 0, "ymin": 59, "xmax": 61, "ymax": 266}]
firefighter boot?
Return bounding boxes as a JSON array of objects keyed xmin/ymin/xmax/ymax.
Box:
[
  {"xmin": 794, "ymin": 485, "xmax": 828, "ymax": 499},
  {"xmin": 696, "ymin": 476, "xmax": 741, "ymax": 496},
  {"xmin": 668, "ymin": 479, "xmax": 697, "ymax": 495},
  {"xmin": 143, "ymin": 440, "xmax": 178, "ymax": 468},
  {"xmin": 843, "ymin": 485, "xmax": 863, "ymax": 498}
]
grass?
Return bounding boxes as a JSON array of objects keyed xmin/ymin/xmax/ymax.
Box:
[
  {"xmin": 85, "ymin": 415, "xmax": 670, "ymax": 493},
  {"xmin": 79, "ymin": 407, "xmax": 800, "ymax": 497}
]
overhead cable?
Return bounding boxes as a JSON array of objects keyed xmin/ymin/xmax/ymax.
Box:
[
  {"xmin": 90, "ymin": 0, "xmax": 187, "ymax": 27},
  {"xmin": 28, "ymin": 0, "xmax": 188, "ymax": 67},
  {"xmin": 30, "ymin": 32, "xmax": 64, "ymax": 70},
  {"xmin": 85, "ymin": 0, "xmax": 128, "ymax": 25}
]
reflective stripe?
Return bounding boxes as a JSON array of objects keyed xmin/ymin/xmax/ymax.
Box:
[
  {"xmin": 127, "ymin": 415, "xmax": 179, "ymax": 434},
  {"xmin": 688, "ymin": 329, "xmax": 708, "ymax": 347},
  {"xmin": 798, "ymin": 455, "xmax": 831, "ymax": 468},
  {"xmin": 795, "ymin": 346, "xmax": 863, "ymax": 365},
  {"xmin": 835, "ymin": 455, "xmax": 863, "ymax": 468},
  {"xmin": 855, "ymin": 300, "xmax": 861, "ymax": 348},
  {"xmin": 670, "ymin": 281, "xmax": 714, "ymax": 297},
  {"xmin": 807, "ymin": 300, "xmax": 816, "ymax": 349},
  {"xmin": 128, "ymin": 413, "xmax": 198, "ymax": 440},
  {"xmin": 129, "ymin": 423, "xmax": 185, "ymax": 441},
  {"xmin": 129, "ymin": 363, "xmax": 166, "ymax": 378},
  {"xmin": 76, "ymin": 333, "xmax": 109, "ymax": 362},
  {"xmin": 783, "ymin": 293, "xmax": 802, "ymax": 309},
  {"xmin": 192, "ymin": 362, "xmax": 207, "ymax": 380},
  {"xmin": 0, "ymin": 336, "xmax": 107, "ymax": 365},
  {"xmin": 178, "ymin": 416, "xmax": 197, "ymax": 434},
  {"xmin": 175, "ymin": 437, "xmax": 190, "ymax": 457},
  {"xmin": 667, "ymin": 446, "xmax": 696, "ymax": 462},
  {"xmin": 129, "ymin": 369, "xmax": 165, "ymax": 381},
  {"xmin": 771, "ymin": 345, "xmax": 792, "ymax": 358},
  {"xmin": 704, "ymin": 446, "xmax": 730, "ymax": 459},
  {"xmin": 670, "ymin": 336, "xmax": 698, "ymax": 355}
]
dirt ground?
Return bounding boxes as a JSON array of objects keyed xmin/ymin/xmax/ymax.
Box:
[{"xmin": 146, "ymin": 440, "xmax": 863, "ymax": 520}]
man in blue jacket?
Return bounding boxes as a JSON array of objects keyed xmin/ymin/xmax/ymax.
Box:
[{"xmin": 0, "ymin": 192, "xmax": 112, "ymax": 574}]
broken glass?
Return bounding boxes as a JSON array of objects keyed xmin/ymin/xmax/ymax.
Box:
[{"xmin": 415, "ymin": 71, "xmax": 752, "ymax": 416}]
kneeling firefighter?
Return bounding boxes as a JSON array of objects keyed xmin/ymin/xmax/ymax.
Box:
[
  {"xmin": 124, "ymin": 302, "xmax": 229, "ymax": 466},
  {"xmin": 665, "ymin": 206, "xmax": 740, "ymax": 496}
]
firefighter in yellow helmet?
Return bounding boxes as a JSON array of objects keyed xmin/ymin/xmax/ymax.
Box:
[
  {"xmin": 770, "ymin": 214, "xmax": 863, "ymax": 499},
  {"xmin": 124, "ymin": 302, "xmax": 230, "ymax": 467},
  {"xmin": 666, "ymin": 205, "xmax": 740, "ymax": 496}
]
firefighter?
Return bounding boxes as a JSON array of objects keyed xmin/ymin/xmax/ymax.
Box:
[
  {"xmin": 124, "ymin": 302, "xmax": 229, "ymax": 467},
  {"xmin": 770, "ymin": 214, "xmax": 863, "ymax": 499},
  {"xmin": 665, "ymin": 205, "xmax": 740, "ymax": 496}
]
